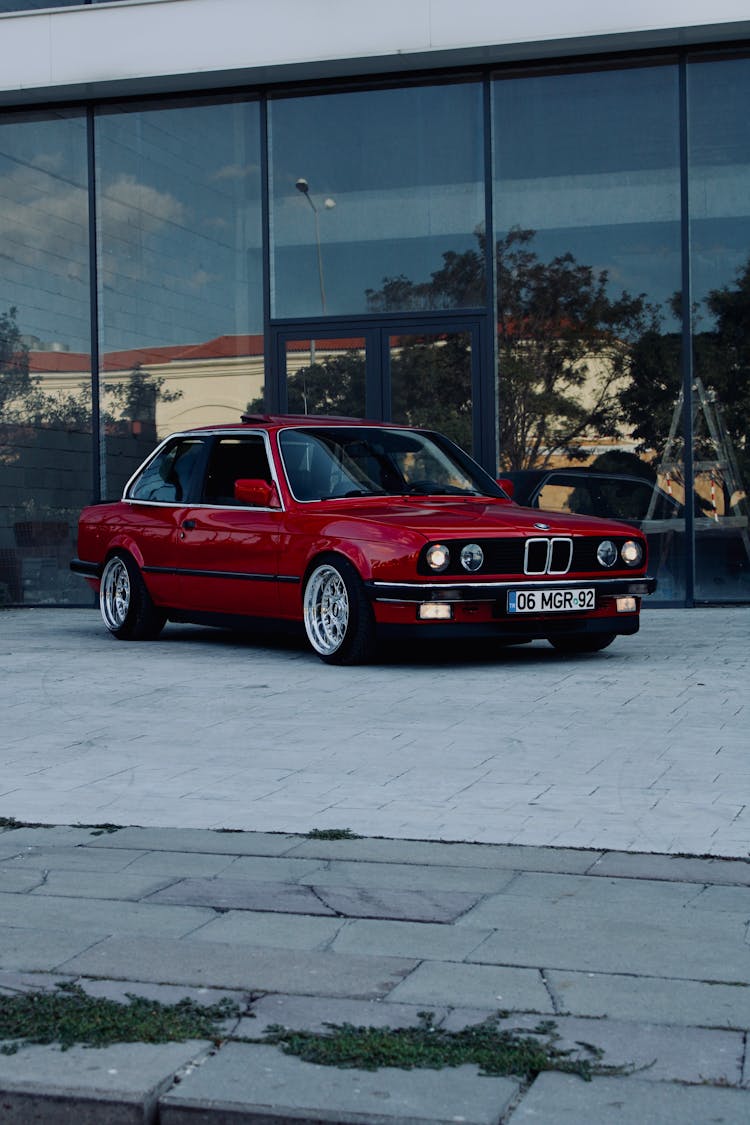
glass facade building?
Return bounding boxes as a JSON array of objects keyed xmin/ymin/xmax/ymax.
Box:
[{"xmin": 1, "ymin": 4, "xmax": 749, "ymax": 606}]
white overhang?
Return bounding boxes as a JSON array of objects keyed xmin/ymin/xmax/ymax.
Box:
[{"xmin": 1, "ymin": 0, "xmax": 749, "ymax": 107}]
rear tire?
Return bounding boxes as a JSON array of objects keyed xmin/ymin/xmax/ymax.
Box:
[
  {"xmin": 99, "ymin": 552, "xmax": 166, "ymax": 640},
  {"xmin": 303, "ymin": 556, "xmax": 375, "ymax": 665},
  {"xmin": 547, "ymin": 633, "xmax": 616, "ymax": 653}
]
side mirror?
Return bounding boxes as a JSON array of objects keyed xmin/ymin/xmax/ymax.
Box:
[
  {"xmin": 234, "ymin": 479, "xmax": 280, "ymax": 508},
  {"xmin": 497, "ymin": 477, "xmax": 515, "ymax": 499}
]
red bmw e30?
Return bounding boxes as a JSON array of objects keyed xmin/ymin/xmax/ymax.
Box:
[{"xmin": 71, "ymin": 415, "xmax": 657, "ymax": 664}]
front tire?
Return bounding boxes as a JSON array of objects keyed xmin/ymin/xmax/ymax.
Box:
[
  {"xmin": 99, "ymin": 553, "xmax": 166, "ymax": 640},
  {"xmin": 547, "ymin": 633, "xmax": 616, "ymax": 654},
  {"xmin": 303, "ymin": 556, "xmax": 375, "ymax": 665}
]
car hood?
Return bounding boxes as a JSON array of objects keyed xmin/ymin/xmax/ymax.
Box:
[{"xmin": 301, "ymin": 497, "xmax": 639, "ymax": 540}]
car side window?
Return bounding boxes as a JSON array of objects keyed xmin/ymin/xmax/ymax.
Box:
[
  {"xmin": 202, "ymin": 436, "xmax": 272, "ymax": 505},
  {"xmin": 537, "ymin": 480, "xmax": 591, "ymax": 515},
  {"xmin": 129, "ymin": 438, "xmax": 206, "ymax": 503}
]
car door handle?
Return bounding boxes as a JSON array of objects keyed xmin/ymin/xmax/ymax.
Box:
[{"xmin": 182, "ymin": 519, "xmax": 196, "ymax": 530}]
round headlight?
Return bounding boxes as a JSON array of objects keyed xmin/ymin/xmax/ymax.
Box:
[
  {"xmin": 596, "ymin": 540, "xmax": 618, "ymax": 568},
  {"xmin": 621, "ymin": 539, "xmax": 643, "ymax": 567},
  {"xmin": 460, "ymin": 543, "xmax": 484, "ymax": 573},
  {"xmin": 426, "ymin": 543, "xmax": 450, "ymax": 572}
]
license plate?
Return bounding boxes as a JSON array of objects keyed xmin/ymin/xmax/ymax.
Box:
[{"xmin": 507, "ymin": 588, "xmax": 595, "ymax": 614}]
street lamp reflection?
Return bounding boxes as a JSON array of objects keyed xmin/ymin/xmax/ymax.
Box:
[{"xmin": 295, "ymin": 177, "xmax": 335, "ymax": 315}]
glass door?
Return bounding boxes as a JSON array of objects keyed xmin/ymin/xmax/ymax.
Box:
[
  {"xmin": 388, "ymin": 328, "xmax": 474, "ymax": 454},
  {"xmin": 272, "ymin": 318, "xmax": 489, "ymax": 465},
  {"xmin": 275, "ymin": 332, "xmax": 370, "ymax": 418}
]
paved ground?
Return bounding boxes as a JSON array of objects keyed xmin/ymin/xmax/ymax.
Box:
[
  {"xmin": 1, "ymin": 605, "xmax": 749, "ymax": 1122},
  {"xmin": 1, "ymin": 607, "xmax": 748, "ymax": 855},
  {"xmin": 1, "ymin": 824, "xmax": 749, "ymax": 1123}
]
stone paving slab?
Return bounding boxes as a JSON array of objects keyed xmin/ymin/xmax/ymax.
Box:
[
  {"xmin": 0, "ymin": 1040, "xmax": 208, "ymax": 1125},
  {"xmin": 300, "ymin": 860, "xmax": 518, "ymax": 894},
  {"xmin": 460, "ymin": 895, "xmax": 750, "ymax": 982},
  {"xmin": 158, "ymin": 1042, "xmax": 520, "ymax": 1125},
  {"xmin": 287, "ymin": 838, "xmax": 605, "ymax": 873},
  {"xmin": 83, "ymin": 828, "xmax": 301, "ymax": 855},
  {"xmin": 0, "ymin": 969, "xmax": 77, "ymax": 995},
  {"xmin": 118, "ymin": 851, "xmax": 240, "ymax": 877},
  {"xmin": 29, "ymin": 870, "xmax": 177, "ymax": 901},
  {"xmin": 2, "ymin": 846, "xmax": 151, "ymax": 872},
  {"xmin": 330, "ymin": 918, "xmax": 490, "ymax": 962},
  {"xmin": 546, "ymin": 968, "xmax": 750, "ymax": 1029},
  {"xmin": 440, "ymin": 1010, "xmax": 745, "ymax": 1085},
  {"xmin": 0, "ymin": 869, "xmax": 45, "ymax": 893},
  {"xmin": 315, "ymin": 884, "xmax": 483, "ymax": 922},
  {"xmin": 498, "ymin": 870, "xmax": 705, "ymax": 909},
  {"xmin": 145, "ymin": 877, "xmax": 338, "ymax": 915},
  {"xmin": 0, "ymin": 826, "xmax": 105, "ymax": 849},
  {"xmin": 240, "ymin": 994, "xmax": 450, "ymax": 1038},
  {"xmin": 686, "ymin": 884, "xmax": 750, "ymax": 913},
  {"xmin": 588, "ymin": 851, "xmax": 750, "ymax": 885},
  {"xmin": 386, "ymin": 960, "xmax": 551, "ymax": 1011},
  {"xmin": 512, "ymin": 1073, "xmax": 750, "ymax": 1123},
  {"xmin": 191, "ymin": 909, "xmax": 347, "ymax": 951},
  {"xmin": 225, "ymin": 855, "xmax": 331, "ymax": 881},
  {"xmin": 58, "ymin": 936, "xmax": 419, "ymax": 998},
  {"xmin": 0, "ymin": 925, "xmax": 101, "ymax": 972},
  {"xmin": 0, "ymin": 892, "xmax": 216, "ymax": 940}
]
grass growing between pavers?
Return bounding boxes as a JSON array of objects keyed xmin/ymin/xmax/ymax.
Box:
[
  {"xmin": 305, "ymin": 827, "xmax": 362, "ymax": 840},
  {"xmin": 0, "ymin": 983, "xmax": 240, "ymax": 1054},
  {"xmin": 0, "ymin": 988, "xmax": 626, "ymax": 1085},
  {"xmin": 0, "ymin": 817, "xmax": 39, "ymax": 830},
  {"xmin": 256, "ymin": 1012, "xmax": 622, "ymax": 1083},
  {"xmin": 0, "ymin": 817, "xmax": 123, "ymax": 835}
]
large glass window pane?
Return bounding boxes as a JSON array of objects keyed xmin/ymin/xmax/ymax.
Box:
[
  {"xmin": 493, "ymin": 65, "xmax": 685, "ymax": 601},
  {"xmin": 0, "ymin": 2, "xmax": 82, "ymax": 10},
  {"xmin": 688, "ymin": 56, "xmax": 750, "ymax": 601},
  {"xmin": 269, "ymin": 82, "xmax": 485, "ymax": 318},
  {"xmin": 95, "ymin": 97, "xmax": 263, "ymax": 497},
  {"xmin": 0, "ymin": 109, "xmax": 90, "ymax": 606},
  {"xmin": 390, "ymin": 331, "xmax": 473, "ymax": 453}
]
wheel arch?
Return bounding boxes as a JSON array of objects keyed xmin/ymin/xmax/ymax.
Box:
[
  {"xmin": 300, "ymin": 542, "xmax": 371, "ymax": 595},
  {"xmin": 102, "ymin": 536, "xmax": 146, "ymax": 572}
]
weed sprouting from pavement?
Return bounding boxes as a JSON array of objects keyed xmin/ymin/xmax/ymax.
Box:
[
  {"xmin": 258, "ymin": 1011, "xmax": 621, "ymax": 1082},
  {"xmin": 0, "ymin": 983, "xmax": 240, "ymax": 1053},
  {"xmin": 305, "ymin": 828, "xmax": 362, "ymax": 840}
]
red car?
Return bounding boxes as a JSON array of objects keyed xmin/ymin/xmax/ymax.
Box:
[{"xmin": 71, "ymin": 416, "xmax": 656, "ymax": 664}]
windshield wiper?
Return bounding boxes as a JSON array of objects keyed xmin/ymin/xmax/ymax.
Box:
[{"xmin": 403, "ymin": 481, "xmax": 481, "ymax": 496}]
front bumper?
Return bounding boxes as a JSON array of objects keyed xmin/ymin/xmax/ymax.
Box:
[{"xmin": 367, "ymin": 575, "xmax": 657, "ymax": 603}]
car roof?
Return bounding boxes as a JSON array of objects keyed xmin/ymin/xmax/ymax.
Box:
[{"xmin": 188, "ymin": 414, "xmax": 418, "ymax": 434}]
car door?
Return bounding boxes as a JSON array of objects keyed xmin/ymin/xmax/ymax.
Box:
[
  {"xmin": 175, "ymin": 433, "xmax": 283, "ymax": 618},
  {"xmin": 124, "ymin": 435, "xmax": 209, "ymax": 606}
]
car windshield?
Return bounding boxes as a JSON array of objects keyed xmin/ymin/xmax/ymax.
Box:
[{"xmin": 279, "ymin": 426, "xmax": 504, "ymax": 502}]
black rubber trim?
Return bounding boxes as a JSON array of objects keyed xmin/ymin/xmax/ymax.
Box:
[
  {"xmin": 377, "ymin": 616, "xmax": 641, "ymax": 641},
  {"xmin": 70, "ymin": 558, "xmax": 103, "ymax": 578},
  {"xmin": 141, "ymin": 565, "xmax": 299, "ymax": 584}
]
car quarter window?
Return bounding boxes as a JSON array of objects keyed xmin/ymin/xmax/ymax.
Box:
[
  {"xmin": 202, "ymin": 436, "xmax": 272, "ymax": 505},
  {"xmin": 128, "ymin": 438, "xmax": 207, "ymax": 503}
]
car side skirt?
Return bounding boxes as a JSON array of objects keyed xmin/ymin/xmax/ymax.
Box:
[{"xmin": 70, "ymin": 558, "xmax": 103, "ymax": 578}]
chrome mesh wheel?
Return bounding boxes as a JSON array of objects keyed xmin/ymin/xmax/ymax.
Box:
[
  {"xmin": 100, "ymin": 556, "xmax": 131, "ymax": 632},
  {"xmin": 303, "ymin": 563, "xmax": 350, "ymax": 656}
]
